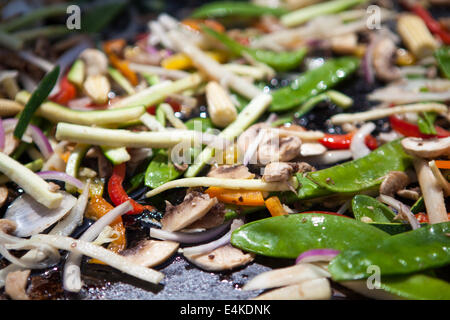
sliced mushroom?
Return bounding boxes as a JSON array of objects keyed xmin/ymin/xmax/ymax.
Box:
[
  {"xmin": 120, "ymin": 240, "xmax": 179, "ymax": 268},
  {"xmin": 186, "ymin": 202, "xmax": 226, "ymax": 229},
  {"xmin": 262, "ymin": 162, "xmax": 294, "ymax": 182},
  {"xmin": 401, "ymin": 137, "xmax": 450, "ymax": 158},
  {"xmin": 379, "ymin": 171, "xmax": 409, "ymax": 197},
  {"xmin": 396, "ymin": 188, "xmax": 421, "ymax": 201},
  {"xmin": 184, "ymin": 244, "xmax": 254, "ymax": 272},
  {"xmin": 258, "ymin": 131, "xmax": 302, "ymax": 164},
  {"xmin": 253, "ymin": 278, "xmax": 331, "ymax": 300},
  {"xmin": 161, "ymin": 192, "xmax": 218, "ymax": 232},
  {"xmin": 294, "ymin": 162, "xmax": 316, "ymax": 173},
  {"xmin": 79, "ymin": 48, "xmax": 108, "ymax": 76},
  {"xmin": 331, "ymin": 33, "xmax": 358, "ymax": 55},
  {"xmin": 373, "ymin": 37, "xmax": 401, "ymax": 82},
  {"xmin": 237, "ymin": 123, "xmax": 270, "ymax": 155},
  {"xmin": 207, "ymin": 164, "xmax": 254, "ymax": 179},
  {"xmin": 413, "ymin": 158, "xmax": 448, "ymax": 224},
  {"xmin": 5, "ymin": 269, "xmax": 30, "ymax": 300},
  {"xmin": 300, "ymin": 142, "xmax": 327, "ymax": 157}
]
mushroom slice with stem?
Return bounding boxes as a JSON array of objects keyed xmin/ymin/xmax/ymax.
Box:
[
  {"xmin": 207, "ymin": 164, "xmax": 255, "ymax": 180},
  {"xmin": 401, "ymin": 137, "xmax": 450, "ymax": 159},
  {"xmin": 413, "ymin": 158, "xmax": 448, "ymax": 224},
  {"xmin": 120, "ymin": 240, "xmax": 179, "ymax": 268},
  {"xmin": 161, "ymin": 192, "xmax": 218, "ymax": 232},
  {"xmin": 379, "ymin": 171, "xmax": 409, "ymax": 197}
]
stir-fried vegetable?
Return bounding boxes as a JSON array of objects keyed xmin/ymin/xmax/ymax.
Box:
[
  {"xmin": 329, "ymin": 222, "xmax": 450, "ymax": 280},
  {"xmin": 270, "ymin": 57, "xmax": 360, "ymax": 112},
  {"xmin": 231, "ymin": 213, "xmax": 389, "ymax": 258},
  {"xmin": 191, "ymin": 1, "xmax": 287, "ymax": 19}
]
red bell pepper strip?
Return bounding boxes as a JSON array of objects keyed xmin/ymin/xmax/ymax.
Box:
[
  {"xmin": 108, "ymin": 163, "xmax": 154, "ymax": 215},
  {"xmin": 320, "ymin": 133, "xmax": 378, "ymax": 150},
  {"xmin": 389, "ymin": 114, "xmax": 450, "ymax": 138},
  {"xmin": 410, "ymin": 3, "xmax": 450, "ymax": 45},
  {"xmin": 415, "ymin": 212, "xmax": 450, "ymax": 223},
  {"xmin": 49, "ymin": 75, "xmax": 77, "ymax": 106}
]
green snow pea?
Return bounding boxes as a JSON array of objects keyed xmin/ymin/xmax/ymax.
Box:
[
  {"xmin": 343, "ymin": 274, "xmax": 450, "ymax": 300},
  {"xmin": 329, "ymin": 222, "xmax": 450, "ymax": 281},
  {"xmin": 231, "ymin": 213, "xmax": 389, "ymax": 259},
  {"xmin": 270, "ymin": 57, "xmax": 360, "ymax": 112},
  {"xmin": 410, "ymin": 197, "xmax": 425, "ymax": 214},
  {"xmin": 435, "ymin": 46, "xmax": 450, "ymax": 79},
  {"xmin": 144, "ymin": 150, "xmax": 183, "ymax": 189},
  {"xmin": 307, "ymin": 140, "xmax": 413, "ymax": 194},
  {"xmin": 191, "ymin": 1, "xmax": 287, "ymax": 19},
  {"xmin": 351, "ymin": 195, "xmax": 395, "ymax": 223},
  {"xmin": 203, "ymin": 26, "xmax": 307, "ymax": 72}
]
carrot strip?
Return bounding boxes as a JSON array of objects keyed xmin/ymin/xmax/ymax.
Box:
[
  {"xmin": 435, "ymin": 160, "xmax": 450, "ymax": 170},
  {"xmin": 205, "ymin": 187, "xmax": 265, "ymax": 206},
  {"xmin": 265, "ymin": 196, "xmax": 288, "ymax": 217}
]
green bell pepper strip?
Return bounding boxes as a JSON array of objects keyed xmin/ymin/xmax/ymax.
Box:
[
  {"xmin": 307, "ymin": 140, "xmax": 413, "ymax": 194},
  {"xmin": 144, "ymin": 150, "xmax": 183, "ymax": 189},
  {"xmin": 191, "ymin": 1, "xmax": 287, "ymax": 19},
  {"xmin": 270, "ymin": 57, "xmax": 360, "ymax": 112},
  {"xmin": 203, "ymin": 26, "xmax": 307, "ymax": 72},
  {"xmin": 434, "ymin": 46, "xmax": 450, "ymax": 79},
  {"xmin": 351, "ymin": 195, "xmax": 396, "ymax": 223},
  {"xmin": 14, "ymin": 66, "xmax": 59, "ymax": 140},
  {"xmin": 329, "ymin": 222, "xmax": 450, "ymax": 281},
  {"xmin": 231, "ymin": 213, "xmax": 389, "ymax": 259}
]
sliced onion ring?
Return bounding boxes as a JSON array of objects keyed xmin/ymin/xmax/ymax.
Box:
[
  {"xmin": 295, "ymin": 249, "xmax": 340, "ymax": 264},
  {"xmin": 36, "ymin": 171, "xmax": 84, "ymax": 189},
  {"xmin": 2, "ymin": 118, "xmax": 53, "ymax": 159}
]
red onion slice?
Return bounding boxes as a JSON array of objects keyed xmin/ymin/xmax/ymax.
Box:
[
  {"xmin": 37, "ymin": 171, "xmax": 84, "ymax": 189},
  {"xmin": 296, "ymin": 249, "xmax": 340, "ymax": 264},
  {"xmin": 2, "ymin": 118, "xmax": 53, "ymax": 159},
  {"xmin": 150, "ymin": 221, "xmax": 231, "ymax": 244}
]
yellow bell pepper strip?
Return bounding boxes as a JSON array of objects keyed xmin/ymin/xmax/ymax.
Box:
[
  {"xmin": 86, "ymin": 195, "xmax": 126, "ymax": 263},
  {"xmin": 265, "ymin": 196, "xmax": 288, "ymax": 217},
  {"xmin": 161, "ymin": 51, "xmax": 227, "ymax": 70},
  {"xmin": 205, "ymin": 187, "xmax": 265, "ymax": 206}
]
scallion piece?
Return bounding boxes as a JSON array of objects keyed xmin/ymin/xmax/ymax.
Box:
[{"xmin": 13, "ymin": 66, "xmax": 59, "ymax": 140}]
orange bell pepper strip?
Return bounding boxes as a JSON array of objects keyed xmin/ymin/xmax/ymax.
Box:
[
  {"xmin": 205, "ymin": 187, "xmax": 265, "ymax": 206},
  {"xmin": 265, "ymin": 196, "xmax": 288, "ymax": 217},
  {"xmin": 103, "ymin": 39, "xmax": 139, "ymax": 86},
  {"xmin": 182, "ymin": 19, "xmax": 225, "ymax": 33},
  {"xmin": 85, "ymin": 195, "xmax": 127, "ymax": 263}
]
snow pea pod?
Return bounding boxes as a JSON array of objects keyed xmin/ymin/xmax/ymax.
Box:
[
  {"xmin": 144, "ymin": 150, "xmax": 182, "ymax": 189},
  {"xmin": 307, "ymin": 140, "xmax": 413, "ymax": 194},
  {"xmin": 191, "ymin": 1, "xmax": 287, "ymax": 19},
  {"xmin": 351, "ymin": 195, "xmax": 395, "ymax": 223},
  {"xmin": 231, "ymin": 213, "xmax": 389, "ymax": 258},
  {"xmin": 203, "ymin": 27, "xmax": 307, "ymax": 72},
  {"xmin": 270, "ymin": 57, "xmax": 360, "ymax": 112},
  {"xmin": 343, "ymin": 274, "xmax": 450, "ymax": 300},
  {"xmin": 329, "ymin": 222, "xmax": 450, "ymax": 281}
]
